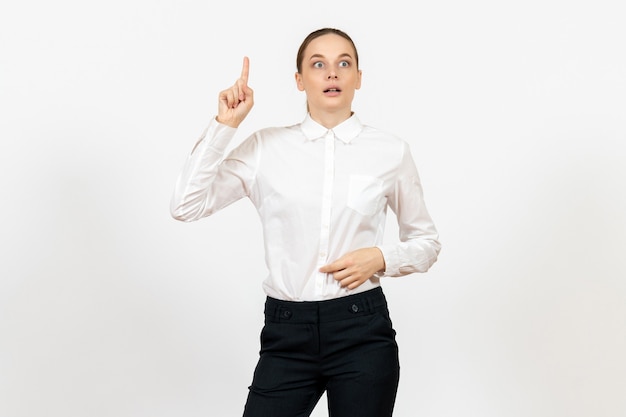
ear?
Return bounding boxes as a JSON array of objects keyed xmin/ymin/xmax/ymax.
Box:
[
  {"xmin": 355, "ymin": 69, "xmax": 362, "ymax": 90},
  {"xmin": 295, "ymin": 72, "xmax": 305, "ymax": 91}
]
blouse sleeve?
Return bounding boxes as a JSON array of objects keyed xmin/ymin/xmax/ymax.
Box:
[
  {"xmin": 377, "ymin": 141, "xmax": 441, "ymax": 276},
  {"xmin": 170, "ymin": 117, "xmax": 258, "ymax": 222}
]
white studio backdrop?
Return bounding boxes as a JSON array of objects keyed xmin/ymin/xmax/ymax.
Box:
[{"xmin": 1, "ymin": 1, "xmax": 625, "ymax": 416}]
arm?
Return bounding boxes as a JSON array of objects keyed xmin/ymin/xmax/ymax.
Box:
[
  {"xmin": 377, "ymin": 141, "xmax": 441, "ymax": 276},
  {"xmin": 320, "ymin": 142, "xmax": 441, "ymax": 288},
  {"xmin": 170, "ymin": 57, "xmax": 256, "ymax": 221}
]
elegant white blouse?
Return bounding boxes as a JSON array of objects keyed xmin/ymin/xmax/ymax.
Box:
[{"xmin": 171, "ymin": 113, "xmax": 441, "ymax": 301}]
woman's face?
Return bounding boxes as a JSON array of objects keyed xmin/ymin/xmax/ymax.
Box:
[{"xmin": 295, "ymin": 33, "xmax": 362, "ymax": 117}]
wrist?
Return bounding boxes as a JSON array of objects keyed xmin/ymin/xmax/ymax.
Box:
[{"xmin": 215, "ymin": 115, "xmax": 240, "ymax": 128}]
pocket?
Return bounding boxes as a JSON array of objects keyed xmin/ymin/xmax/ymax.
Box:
[
  {"xmin": 260, "ymin": 322, "xmax": 317, "ymax": 355},
  {"xmin": 347, "ymin": 175, "xmax": 384, "ymax": 215},
  {"xmin": 372, "ymin": 310, "xmax": 398, "ymax": 340}
]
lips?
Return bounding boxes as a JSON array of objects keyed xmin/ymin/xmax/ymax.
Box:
[{"xmin": 324, "ymin": 87, "xmax": 341, "ymax": 93}]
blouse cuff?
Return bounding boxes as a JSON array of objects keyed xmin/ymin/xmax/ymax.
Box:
[
  {"xmin": 376, "ymin": 245, "xmax": 400, "ymax": 277},
  {"xmin": 191, "ymin": 116, "xmax": 237, "ymax": 155}
]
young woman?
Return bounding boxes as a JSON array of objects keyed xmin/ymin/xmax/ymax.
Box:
[{"xmin": 170, "ymin": 27, "xmax": 441, "ymax": 417}]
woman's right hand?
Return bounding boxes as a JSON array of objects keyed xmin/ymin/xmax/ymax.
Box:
[{"xmin": 216, "ymin": 56, "xmax": 254, "ymax": 128}]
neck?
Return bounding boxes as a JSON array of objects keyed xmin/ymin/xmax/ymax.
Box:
[{"xmin": 308, "ymin": 109, "xmax": 353, "ymax": 129}]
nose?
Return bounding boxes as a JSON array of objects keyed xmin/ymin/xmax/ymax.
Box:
[{"xmin": 327, "ymin": 70, "xmax": 338, "ymax": 79}]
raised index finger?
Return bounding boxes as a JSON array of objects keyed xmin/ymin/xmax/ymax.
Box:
[{"xmin": 240, "ymin": 56, "xmax": 250, "ymax": 83}]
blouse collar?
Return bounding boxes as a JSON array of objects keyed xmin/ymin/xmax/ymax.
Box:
[{"xmin": 300, "ymin": 112, "xmax": 364, "ymax": 144}]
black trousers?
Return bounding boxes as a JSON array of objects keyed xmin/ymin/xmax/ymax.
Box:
[{"xmin": 242, "ymin": 287, "xmax": 400, "ymax": 417}]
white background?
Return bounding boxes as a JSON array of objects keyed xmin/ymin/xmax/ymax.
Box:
[{"xmin": 1, "ymin": 1, "xmax": 625, "ymax": 416}]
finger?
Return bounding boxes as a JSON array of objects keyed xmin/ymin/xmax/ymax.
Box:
[
  {"xmin": 221, "ymin": 90, "xmax": 233, "ymax": 108},
  {"xmin": 218, "ymin": 90, "xmax": 229, "ymax": 108},
  {"xmin": 232, "ymin": 84, "xmax": 243, "ymax": 105},
  {"xmin": 331, "ymin": 269, "xmax": 350, "ymax": 281},
  {"xmin": 339, "ymin": 275, "xmax": 359, "ymax": 289},
  {"xmin": 347, "ymin": 279, "xmax": 363, "ymax": 290},
  {"xmin": 236, "ymin": 78, "xmax": 247, "ymax": 102},
  {"xmin": 223, "ymin": 89, "xmax": 238, "ymax": 108},
  {"xmin": 346, "ymin": 274, "xmax": 369, "ymax": 289},
  {"xmin": 319, "ymin": 260, "xmax": 344, "ymax": 273},
  {"xmin": 341, "ymin": 277, "xmax": 355, "ymax": 289},
  {"xmin": 240, "ymin": 56, "xmax": 250, "ymax": 85}
]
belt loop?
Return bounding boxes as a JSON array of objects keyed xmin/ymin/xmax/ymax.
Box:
[
  {"xmin": 365, "ymin": 294, "xmax": 373, "ymax": 313},
  {"xmin": 266, "ymin": 298, "xmax": 283, "ymax": 322}
]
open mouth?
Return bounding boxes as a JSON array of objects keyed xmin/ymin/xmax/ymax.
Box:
[{"xmin": 324, "ymin": 88, "xmax": 341, "ymax": 93}]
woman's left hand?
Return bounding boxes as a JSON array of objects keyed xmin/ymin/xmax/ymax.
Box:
[{"xmin": 319, "ymin": 248, "xmax": 386, "ymax": 290}]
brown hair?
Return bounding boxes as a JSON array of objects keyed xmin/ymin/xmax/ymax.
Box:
[{"xmin": 296, "ymin": 28, "xmax": 359, "ymax": 73}]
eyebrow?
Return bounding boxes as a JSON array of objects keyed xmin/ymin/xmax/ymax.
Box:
[{"xmin": 308, "ymin": 53, "xmax": 353, "ymax": 61}]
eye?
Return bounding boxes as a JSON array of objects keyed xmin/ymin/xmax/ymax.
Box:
[
  {"xmin": 339, "ymin": 60, "xmax": 350, "ymax": 68},
  {"xmin": 313, "ymin": 61, "xmax": 324, "ymax": 69}
]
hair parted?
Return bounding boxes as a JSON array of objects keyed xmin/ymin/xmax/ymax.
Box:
[{"xmin": 296, "ymin": 28, "xmax": 359, "ymax": 73}]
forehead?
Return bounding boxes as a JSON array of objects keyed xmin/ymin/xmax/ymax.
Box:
[{"xmin": 304, "ymin": 33, "xmax": 355, "ymax": 59}]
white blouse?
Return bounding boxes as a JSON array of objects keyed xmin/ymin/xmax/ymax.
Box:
[{"xmin": 171, "ymin": 113, "xmax": 441, "ymax": 301}]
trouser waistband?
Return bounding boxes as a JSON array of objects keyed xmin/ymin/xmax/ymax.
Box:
[{"xmin": 264, "ymin": 287, "xmax": 388, "ymax": 324}]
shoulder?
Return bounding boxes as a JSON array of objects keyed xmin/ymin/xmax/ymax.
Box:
[
  {"xmin": 237, "ymin": 123, "xmax": 298, "ymax": 143},
  {"xmin": 255, "ymin": 122, "xmax": 301, "ymax": 136},
  {"xmin": 230, "ymin": 123, "xmax": 302, "ymax": 155},
  {"xmin": 359, "ymin": 123, "xmax": 410, "ymax": 153}
]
